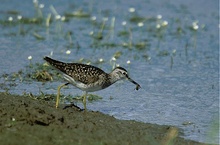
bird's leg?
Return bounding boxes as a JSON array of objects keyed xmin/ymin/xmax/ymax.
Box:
[
  {"xmin": 83, "ymin": 92, "xmax": 88, "ymax": 112},
  {"xmin": 56, "ymin": 83, "xmax": 69, "ymax": 108}
]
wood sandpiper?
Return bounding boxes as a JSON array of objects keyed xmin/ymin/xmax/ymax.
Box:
[{"xmin": 44, "ymin": 56, "xmax": 141, "ymax": 111}]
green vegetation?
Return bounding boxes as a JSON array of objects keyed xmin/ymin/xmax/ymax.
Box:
[{"xmin": 0, "ymin": 0, "xmax": 207, "ymax": 105}]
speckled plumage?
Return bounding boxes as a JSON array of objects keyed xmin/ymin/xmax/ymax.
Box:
[{"xmin": 44, "ymin": 57, "xmax": 114, "ymax": 92}]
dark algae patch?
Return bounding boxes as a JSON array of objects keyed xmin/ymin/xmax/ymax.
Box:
[{"xmin": 0, "ymin": 93, "xmax": 212, "ymax": 145}]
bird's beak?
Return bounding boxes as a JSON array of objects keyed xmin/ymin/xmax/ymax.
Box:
[{"xmin": 127, "ymin": 75, "xmax": 141, "ymax": 90}]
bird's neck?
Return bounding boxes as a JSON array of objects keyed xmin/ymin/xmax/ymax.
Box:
[{"xmin": 109, "ymin": 73, "xmax": 120, "ymax": 84}]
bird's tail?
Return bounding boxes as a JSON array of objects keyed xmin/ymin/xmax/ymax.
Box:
[{"xmin": 44, "ymin": 56, "xmax": 67, "ymax": 71}]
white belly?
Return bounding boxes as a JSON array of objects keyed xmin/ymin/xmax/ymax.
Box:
[{"xmin": 63, "ymin": 74, "xmax": 103, "ymax": 92}]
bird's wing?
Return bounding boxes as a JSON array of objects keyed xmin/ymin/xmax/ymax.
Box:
[{"xmin": 63, "ymin": 63, "xmax": 106, "ymax": 84}]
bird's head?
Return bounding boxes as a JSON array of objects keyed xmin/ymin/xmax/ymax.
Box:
[{"xmin": 111, "ymin": 67, "xmax": 141, "ymax": 90}]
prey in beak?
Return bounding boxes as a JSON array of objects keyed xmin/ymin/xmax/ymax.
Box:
[{"xmin": 125, "ymin": 74, "xmax": 141, "ymax": 90}]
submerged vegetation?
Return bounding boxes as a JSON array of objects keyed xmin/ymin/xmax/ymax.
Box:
[
  {"xmin": 1, "ymin": 0, "xmax": 203, "ymax": 51},
  {"xmin": 0, "ymin": 0, "xmax": 209, "ymax": 96},
  {"xmin": 0, "ymin": 0, "xmax": 212, "ymax": 89}
]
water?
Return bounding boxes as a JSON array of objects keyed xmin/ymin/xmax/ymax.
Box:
[{"xmin": 0, "ymin": 0, "xmax": 219, "ymax": 144}]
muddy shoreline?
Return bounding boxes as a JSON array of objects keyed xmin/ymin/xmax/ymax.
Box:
[{"xmin": 0, "ymin": 93, "xmax": 211, "ymax": 145}]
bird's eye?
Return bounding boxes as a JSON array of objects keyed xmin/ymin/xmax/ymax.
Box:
[{"xmin": 123, "ymin": 72, "xmax": 127, "ymax": 75}]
